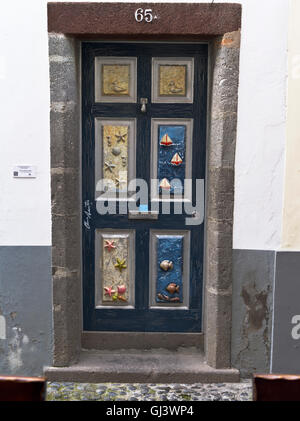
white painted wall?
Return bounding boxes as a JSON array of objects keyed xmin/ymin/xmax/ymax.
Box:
[
  {"xmin": 0, "ymin": 0, "xmax": 51, "ymax": 246},
  {"xmin": 0, "ymin": 0, "xmax": 289, "ymax": 250},
  {"xmin": 233, "ymin": 0, "xmax": 288, "ymax": 250},
  {"xmin": 281, "ymin": 0, "xmax": 300, "ymax": 251}
]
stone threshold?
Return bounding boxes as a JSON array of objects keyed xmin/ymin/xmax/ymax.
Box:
[
  {"xmin": 82, "ymin": 331, "xmax": 204, "ymax": 351},
  {"xmin": 44, "ymin": 349, "xmax": 240, "ymax": 383}
]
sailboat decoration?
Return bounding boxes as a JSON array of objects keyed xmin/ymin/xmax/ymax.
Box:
[
  {"xmin": 171, "ymin": 153, "xmax": 183, "ymax": 166},
  {"xmin": 160, "ymin": 134, "xmax": 173, "ymax": 146},
  {"xmin": 159, "ymin": 178, "xmax": 171, "ymax": 190}
]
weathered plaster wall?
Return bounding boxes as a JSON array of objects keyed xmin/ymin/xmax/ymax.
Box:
[
  {"xmin": 229, "ymin": 0, "xmax": 288, "ymax": 375},
  {"xmin": 271, "ymin": 252, "xmax": 300, "ymax": 373},
  {"xmin": 232, "ymin": 250, "xmax": 274, "ymax": 377},
  {"xmin": 0, "ymin": 247, "xmax": 52, "ymax": 376}
]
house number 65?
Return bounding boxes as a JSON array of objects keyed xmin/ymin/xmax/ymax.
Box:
[{"xmin": 134, "ymin": 8, "xmax": 157, "ymax": 23}]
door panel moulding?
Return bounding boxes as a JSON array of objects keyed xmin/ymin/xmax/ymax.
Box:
[{"xmin": 47, "ymin": 2, "xmax": 241, "ymax": 378}]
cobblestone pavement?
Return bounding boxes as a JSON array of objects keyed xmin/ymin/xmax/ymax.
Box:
[{"xmin": 46, "ymin": 380, "xmax": 252, "ymax": 401}]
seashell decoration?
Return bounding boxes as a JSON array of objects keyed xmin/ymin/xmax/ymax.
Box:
[
  {"xmin": 112, "ymin": 147, "xmax": 121, "ymax": 156},
  {"xmin": 157, "ymin": 293, "xmax": 180, "ymax": 302},
  {"xmin": 117, "ymin": 285, "xmax": 126, "ymax": 295},
  {"xmin": 169, "ymin": 297, "xmax": 180, "ymax": 302},
  {"xmin": 157, "ymin": 293, "xmax": 169, "ymax": 301},
  {"xmin": 160, "ymin": 260, "xmax": 173, "ymax": 271},
  {"xmin": 165, "ymin": 283, "xmax": 180, "ymax": 294},
  {"xmin": 121, "ymin": 156, "xmax": 127, "ymax": 167}
]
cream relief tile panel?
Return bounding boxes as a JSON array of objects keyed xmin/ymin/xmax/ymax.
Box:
[
  {"xmin": 103, "ymin": 124, "xmax": 128, "ymax": 191},
  {"xmin": 95, "ymin": 118, "xmax": 136, "ymax": 198},
  {"xmin": 152, "ymin": 58, "xmax": 194, "ymax": 103},
  {"xmin": 95, "ymin": 230, "xmax": 135, "ymax": 308},
  {"xmin": 95, "ymin": 57, "xmax": 137, "ymax": 103}
]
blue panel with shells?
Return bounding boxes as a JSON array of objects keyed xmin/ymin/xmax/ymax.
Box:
[
  {"xmin": 158, "ymin": 125, "xmax": 186, "ymax": 194},
  {"xmin": 156, "ymin": 235, "xmax": 183, "ymax": 303}
]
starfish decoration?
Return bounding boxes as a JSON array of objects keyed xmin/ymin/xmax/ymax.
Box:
[
  {"xmin": 104, "ymin": 286, "xmax": 116, "ymax": 297},
  {"xmin": 115, "ymin": 178, "xmax": 126, "ymax": 188},
  {"xmin": 104, "ymin": 161, "xmax": 116, "ymax": 173},
  {"xmin": 114, "ymin": 258, "xmax": 127, "ymax": 272},
  {"xmin": 104, "ymin": 240, "xmax": 116, "ymax": 252},
  {"xmin": 115, "ymin": 132, "xmax": 127, "ymax": 143}
]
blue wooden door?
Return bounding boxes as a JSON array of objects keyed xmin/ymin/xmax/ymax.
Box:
[{"xmin": 82, "ymin": 42, "xmax": 207, "ymax": 332}]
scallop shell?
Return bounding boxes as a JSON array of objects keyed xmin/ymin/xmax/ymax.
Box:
[{"xmin": 112, "ymin": 147, "xmax": 121, "ymax": 156}]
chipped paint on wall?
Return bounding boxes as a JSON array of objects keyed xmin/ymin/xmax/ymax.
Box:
[
  {"xmin": 7, "ymin": 327, "xmax": 23, "ymax": 371},
  {"xmin": 271, "ymin": 251, "xmax": 300, "ymax": 373},
  {"xmin": 241, "ymin": 282, "xmax": 270, "ymax": 333},
  {"xmin": 232, "ymin": 250, "xmax": 274, "ymax": 377},
  {"xmin": 0, "ymin": 246, "xmax": 52, "ymax": 376},
  {"xmin": 0, "ymin": 315, "xmax": 6, "ymax": 340}
]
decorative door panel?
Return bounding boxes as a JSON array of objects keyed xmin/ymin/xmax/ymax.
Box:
[
  {"xmin": 95, "ymin": 57, "xmax": 137, "ymax": 102},
  {"xmin": 149, "ymin": 230, "xmax": 190, "ymax": 308},
  {"xmin": 82, "ymin": 43, "xmax": 207, "ymax": 332},
  {"xmin": 151, "ymin": 118, "xmax": 193, "ymax": 198},
  {"xmin": 95, "ymin": 118, "xmax": 136, "ymax": 197},
  {"xmin": 152, "ymin": 57, "xmax": 194, "ymax": 103},
  {"xmin": 95, "ymin": 229, "xmax": 135, "ymax": 308}
]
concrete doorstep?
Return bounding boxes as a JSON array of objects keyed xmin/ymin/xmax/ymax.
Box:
[{"xmin": 44, "ymin": 349, "xmax": 239, "ymax": 384}]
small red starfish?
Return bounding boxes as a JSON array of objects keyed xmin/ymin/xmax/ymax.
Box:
[
  {"xmin": 104, "ymin": 286, "xmax": 116, "ymax": 297},
  {"xmin": 104, "ymin": 240, "xmax": 116, "ymax": 252}
]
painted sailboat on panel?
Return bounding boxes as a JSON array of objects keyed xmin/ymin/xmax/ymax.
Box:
[{"xmin": 158, "ymin": 125, "xmax": 186, "ymax": 195}]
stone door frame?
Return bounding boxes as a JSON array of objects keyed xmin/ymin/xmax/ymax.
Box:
[{"xmin": 48, "ymin": 2, "xmax": 241, "ymax": 369}]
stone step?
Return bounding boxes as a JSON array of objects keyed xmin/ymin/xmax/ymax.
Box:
[{"xmin": 44, "ymin": 350, "xmax": 239, "ymax": 383}]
